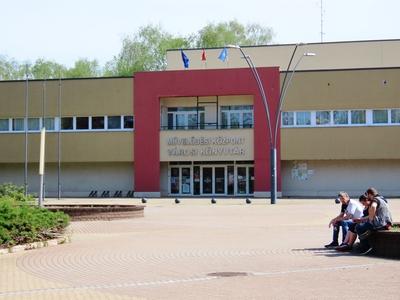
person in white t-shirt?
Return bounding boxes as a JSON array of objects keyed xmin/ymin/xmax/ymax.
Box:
[{"xmin": 326, "ymin": 191, "xmax": 364, "ymax": 249}]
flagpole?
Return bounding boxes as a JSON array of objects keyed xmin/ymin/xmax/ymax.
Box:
[
  {"xmin": 24, "ymin": 64, "xmax": 29, "ymax": 196},
  {"xmin": 57, "ymin": 76, "xmax": 62, "ymax": 199}
]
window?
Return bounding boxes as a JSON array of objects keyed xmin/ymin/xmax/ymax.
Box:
[
  {"xmin": 61, "ymin": 117, "xmax": 74, "ymax": 130},
  {"xmin": 12, "ymin": 118, "xmax": 24, "ymax": 131},
  {"xmin": 167, "ymin": 108, "xmax": 204, "ymax": 130},
  {"xmin": 28, "ymin": 118, "xmax": 40, "ymax": 131},
  {"xmin": 92, "ymin": 116, "xmax": 105, "ymax": 129},
  {"xmin": 229, "ymin": 112, "xmax": 240, "ymax": 128},
  {"xmin": 243, "ymin": 112, "xmax": 253, "ymax": 128},
  {"xmin": 221, "ymin": 105, "xmax": 253, "ymax": 129},
  {"xmin": 391, "ymin": 109, "xmax": 400, "ymax": 124},
  {"xmin": 43, "ymin": 117, "xmax": 55, "ymax": 130},
  {"xmin": 124, "ymin": 116, "xmax": 134, "ymax": 129},
  {"xmin": 351, "ymin": 110, "xmax": 366, "ymax": 124},
  {"xmin": 296, "ymin": 112, "xmax": 311, "ymax": 126},
  {"xmin": 373, "ymin": 110, "xmax": 388, "ymax": 124},
  {"xmin": 108, "ymin": 116, "xmax": 121, "ymax": 129},
  {"xmin": 0, "ymin": 119, "xmax": 9, "ymax": 131},
  {"xmin": 76, "ymin": 117, "xmax": 89, "ymax": 130},
  {"xmin": 316, "ymin": 111, "xmax": 331, "ymax": 125},
  {"xmin": 282, "ymin": 112, "xmax": 294, "ymax": 126},
  {"xmin": 333, "ymin": 111, "xmax": 348, "ymax": 125}
]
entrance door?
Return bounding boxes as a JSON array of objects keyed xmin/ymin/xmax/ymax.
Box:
[
  {"xmin": 236, "ymin": 166, "xmax": 254, "ymax": 195},
  {"xmin": 202, "ymin": 167, "xmax": 213, "ymax": 194},
  {"xmin": 214, "ymin": 167, "xmax": 226, "ymax": 194},
  {"xmin": 237, "ymin": 167, "xmax": 247, "ymax": 195},
  {"xmin": 181, "ymin": 167, "xmax": 191, "ymax": 194}
]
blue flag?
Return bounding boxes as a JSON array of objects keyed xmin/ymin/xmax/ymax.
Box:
[
  {"xmin": 218, "ymin": 48, "xmax": 228, "ymax": 62},
  {"xmin": 181, "ymin": 50, "xmax": 189, "ymax": 68}
]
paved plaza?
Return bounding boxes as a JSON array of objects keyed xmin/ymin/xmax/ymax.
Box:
[{"xmin": 1, "ymin": 198, "xmax": 400, "ymax": 299}]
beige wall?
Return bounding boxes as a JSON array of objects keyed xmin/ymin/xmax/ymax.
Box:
[
  {"xmin": 280, "ymin": 67, "xmax": 400, "ymax": 160},
  {"xmin": 160, "ymin": 129, "xmax": 253, "ymax": 162},
  {"xmin": 0, "ymin": 77, "xmax": 133, "ymax": 118},
  {"xmin": 0, "ymin": 162, "xmax": 134, "ymax": 197},
  {"xmin": 167, "ymin": 40, "xmax": 400, "ymax": 71},
  {"xmin": 0, "ymin": 132, "xmax": 133, "ymax": 163},
  {"xmin": 282, "ymin": 68, "xmax": 400, "ymax": 111},
  {"xmin": 281, "ymin": 127, "xmax": 400, "ymax": 160},
  {"xmin": 0, "ymin": 77, "xmax": 134, "ymax": 163},
  {"xmin": 282, "ymin": 160, "xmax": 400, "ymax": 197}
]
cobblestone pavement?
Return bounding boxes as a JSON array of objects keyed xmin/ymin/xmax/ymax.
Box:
[{"xmin": 1, "ymin": 199, "xmax": 400, "ymax": 299}]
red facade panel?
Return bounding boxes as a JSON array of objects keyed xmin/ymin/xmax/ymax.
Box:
[{"xmin": 134, "ymin": 67, "xmax": 280, "ymax": 194}]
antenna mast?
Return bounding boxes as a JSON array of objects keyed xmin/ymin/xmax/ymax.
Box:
[{"xmin": 320, "ymin": 0, "xmax": 324, "ymax": 42}]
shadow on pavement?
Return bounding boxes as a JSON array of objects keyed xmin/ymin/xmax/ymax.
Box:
[{"xmin": 291, "ymin": 247, "xmax": 358, "ymax": 257}]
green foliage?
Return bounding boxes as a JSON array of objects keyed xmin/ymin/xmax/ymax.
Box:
[
  {"xmin": 31, "ymin": 58, "xmax": 66, "ymax": 79},
  {"xmin": 104, "ymin": 24, "xmax": 191, "ymax": 76},
  {"xmin": 196, "ymin": 20, "xmax": 274, "ymax": 48},
  {"xmin": 0, "ymin": 183, "xmax": 30, "ymax": 202},
  {"xmin": 0, "ymin": 20, "xmax": 274, "ymax": 79},
  {"xmin": 0, "ymin": 185, "xmax": 69, "ymax": 247},
  {"xmin": 0, "ymin": 55, "xmax": 26, "ymax": 80},
  {"xmin": 65, "ymin": 58, "xmax": 101, "ymax": 78}
]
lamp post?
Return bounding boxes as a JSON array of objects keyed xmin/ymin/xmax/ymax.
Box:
[{"xmin": 227, "ymin": 44, "xmax": 315, "ymax": 204}]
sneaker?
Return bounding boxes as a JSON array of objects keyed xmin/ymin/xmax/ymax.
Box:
[
  {"xmin": 324, "ymin": 241, "xmax": 339, "ymax": 248},
  {"xmin": 335, "ymin": 243, "xmax": 352, "ymax": 252},
  {"xmin": 359, "ymin": 246, "xmax": 373, "ymax": 255}
]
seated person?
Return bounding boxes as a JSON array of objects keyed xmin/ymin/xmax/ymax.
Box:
[
  {"xmin": 354, "ymin": 187, "xmax": 393, "ymax": 255},
  {"xmin": 325, "ymin": 193, "xmax": 348, "ymax": 248},
  {"xmin": 325, "ymin": 191, "xmax": 364, "ymax": 248},
  {"xmin": 335, "ymin": 195, "xmax": 369, "ymax": 251}
]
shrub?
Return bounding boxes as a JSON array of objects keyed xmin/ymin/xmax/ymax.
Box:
[
  {"xmin": 0, "ymin": 183, "xmax": 33, "ymax": 202},
  {"xmin": 0, "ymin": 185, "xmax": 69, "ymax": 248}
]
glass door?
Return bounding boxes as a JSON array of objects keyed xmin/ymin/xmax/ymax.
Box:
[
  {"xmin": 193, "ymin": 166, "xmax": 200, "ymax": 195},
  {"xmin": 214, "ymin": 167, "xmax": 226, "ymax": 194},
  {"xmin": 237, "ymin": 167, "xmax": 247, "ymax": 195},
  {"xmin": 181, "ymin": 167, "xmax": 191, "ymax": 194},
  {"xmin": 170, "ymin": 167, "xmax": 180, "ymax": 194},
  {"xmin": 201, "ymin": 167, "xmax": 213, "ymax": 194}
]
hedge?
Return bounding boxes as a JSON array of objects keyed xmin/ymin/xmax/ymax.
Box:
[{"xmin": 0, "ymin": 184, "xmax": 69, "ymax": 247}]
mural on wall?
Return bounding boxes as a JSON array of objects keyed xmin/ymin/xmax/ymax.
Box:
[{"xmin": 291, "ymin": 162, "xmax": 314, "ymax": 181}]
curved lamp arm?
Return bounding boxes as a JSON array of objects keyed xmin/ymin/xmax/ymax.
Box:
[{"xmin": 227, "ymin": 45, "xmax": 273, "ymax": 147}]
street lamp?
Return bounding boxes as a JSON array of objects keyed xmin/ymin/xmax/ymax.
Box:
[{"xmin": 227, "ymin": 44, "xmax": 315, "ymax": 204}]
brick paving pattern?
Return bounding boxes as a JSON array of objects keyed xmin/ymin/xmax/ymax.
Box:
[{"xmin": 1, "ymin": 199, "xmax": 400, "ymax": 299}]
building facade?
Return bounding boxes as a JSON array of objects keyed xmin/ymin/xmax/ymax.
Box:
[{"xmin": 0, "ymin": 39, "xmax": 399, "ymax": 197}]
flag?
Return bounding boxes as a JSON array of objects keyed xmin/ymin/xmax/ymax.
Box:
[
  {"xmin": 201, "ymin": 49, "xmax": 206, "ymax": 61},
  {"xmin": 181, "ymin": 50, "xmax": 189, "ymax": 68},
  {"xmin": 218, "ymin": 48, "xmax": 228, "ymax": 62}
]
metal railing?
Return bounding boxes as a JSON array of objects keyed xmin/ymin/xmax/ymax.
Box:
[{"xmin": 160, "ymin": 123, "xmax": 254, "ymax": 130}]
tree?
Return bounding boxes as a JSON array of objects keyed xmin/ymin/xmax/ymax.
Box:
[
  {"xmin": 30, "ymin": 58, "xmax": 66, "ymax": 79},
  {"xmin": 196, "ymin": 20, "xmax": 273, "ymax": 48},
  {"xmin": 66, "ymin": 58, "xmax": 101, "ymax": 78},
  {"xmin": 104, "ymin": 24, "xmax": 191, "ymax": 76},
  {"xmin": 0, "ymin": 20, "xmax": 274, "ymax": 79},
  {"xmin": 0, "ymin": 56, "xmax": 26, "ymax": 80}
]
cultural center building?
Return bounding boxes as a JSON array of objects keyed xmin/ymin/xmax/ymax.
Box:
[{"xmin": 0, "ymin": 39, "xmax": 399, "ymax": 198}]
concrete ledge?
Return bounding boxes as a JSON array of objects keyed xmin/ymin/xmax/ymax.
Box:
[
  {"xmin": 0, "ymin": 233, "xmax": 71, "ymax": 256},
  {"xmin": 46, "ymin": 204, "xmax": 145, "ymax": 221}
]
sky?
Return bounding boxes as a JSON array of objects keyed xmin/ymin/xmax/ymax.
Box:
[{"xmin": 0, "ymin": 0, "xmax": 399, "ymax": 67}]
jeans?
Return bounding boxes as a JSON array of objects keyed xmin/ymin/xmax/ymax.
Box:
[
  {"xmin": 333, "ymin": 220, "xmax": 354, "ymax": 243},
  {"xmin": 356, "ymin": 222, "xmax": 374, "ymax": 248}
]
